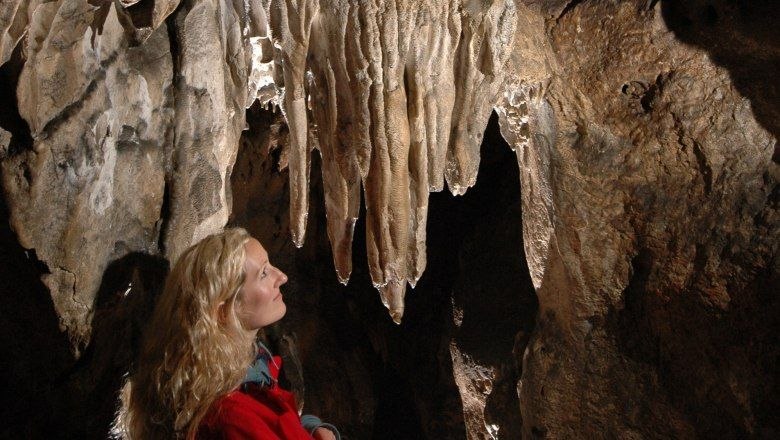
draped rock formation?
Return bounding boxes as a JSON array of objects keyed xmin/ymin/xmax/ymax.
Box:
[
  {"xmin": 498, "ymin": 1, "xmax": 779, "ymax": 437},
  {"xmin": 1, "ymin": 0, "xmax": 260, "ymax": 351},
  {"xmin": 265, "ymin": 0, "xmax": 518, "ymax": 322}
]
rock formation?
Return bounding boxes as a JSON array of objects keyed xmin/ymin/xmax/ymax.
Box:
[
  {"xmin": 1, "ymin": 0, "xmax": 262, "ymax": 352},
  {"xmin": 0, "ymin": 0, "xmax": 777, "ymax": 438},
  {"xmin": 265, "ymin": 0, "xmax": 518, "ymax": 323},
  {"xmin": 499, "ymin": 1, "xmax": 779, "ymax": 437}
]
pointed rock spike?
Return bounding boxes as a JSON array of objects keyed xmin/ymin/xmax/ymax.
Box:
[{"xmin": 379, "ymin": 281, "xmax": 406, "ymax": 325}]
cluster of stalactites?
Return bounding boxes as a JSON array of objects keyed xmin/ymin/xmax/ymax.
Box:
[{"xmin": 258, "ymin": 0, "xmax": 517, "ymax": 323}]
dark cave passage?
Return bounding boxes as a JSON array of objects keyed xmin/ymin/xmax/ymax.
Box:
[
  {"xmin": 230, "ymin": 107, "xmax": 538, "ymax": 439},
  {"xmin": 0, "ymin": 42, "xmax": 74, "ymax": 438}
]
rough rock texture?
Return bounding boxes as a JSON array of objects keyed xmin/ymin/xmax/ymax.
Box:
[
  {"xmin": 0, "ymin": 126, "xmax": 9, "ymax": 156},
  {"xmin": 0, "ymin": 0, "xmax": 268, "ymax": 436},
  {"xmin": 266, "ymin": 0, "xmax": 518, "ymax": 321},
  {"xmin": 3, "ymin": 1, "xmax": 171, "ymax": 351},
  {"xmin": 161, "ymin": 0, "xmax": 261, "ymax": 262},
  {"xmin": 498, "ymin": 1, "xmax": 779, "ymax": 438},
  {"xmin": 1, "ymin": 0, "xmax": 264, "ymax": 352},
  {"xmin": 0, "ymin": 0, "xmax": 32, "ymax": 66}
]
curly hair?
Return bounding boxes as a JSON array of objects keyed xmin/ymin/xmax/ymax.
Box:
[{"xmin": 121, "ymin": 228, "xmax": 256, "ymax": 439}]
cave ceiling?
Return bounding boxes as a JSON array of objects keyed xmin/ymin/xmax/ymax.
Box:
[
  {"xmin": 261, "ymin": 0, "xmax": 520, "ymax": 323},
  {"xmin": 0, "ymin": 0, "xmax": 776, "ymax": 341}
]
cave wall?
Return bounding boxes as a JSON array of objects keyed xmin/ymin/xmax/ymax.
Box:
[
  {"xmin": 0, "ymin": 0, "xmax": 778, "ymax": 439},
  {"xmin": 500, "ymin": 1, "xmax": 779, "ymax": 438}
]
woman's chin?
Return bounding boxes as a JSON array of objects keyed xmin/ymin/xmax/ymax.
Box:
[{"xmin": 272, "ymin": 302, "xmax": 287, "ymax": 323}]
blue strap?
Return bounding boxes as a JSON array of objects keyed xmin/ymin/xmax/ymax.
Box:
[{"xmin": 242, "ymin": 344, "xmax": 274, "ymax": 387}]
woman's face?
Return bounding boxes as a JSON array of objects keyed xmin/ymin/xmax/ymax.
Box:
[{"xmin": 236, "ymin": 238, "xmax": 288, "ymax": 331}]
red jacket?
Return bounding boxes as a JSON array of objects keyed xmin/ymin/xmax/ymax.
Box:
[{"xmin": 197, "ymin": 354, "xmax": 313, "ymax": 440}]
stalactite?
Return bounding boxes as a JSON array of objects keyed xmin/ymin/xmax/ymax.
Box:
[
  {"xmin": 263, "ymin": 0, "xmax": 517, "ymax": 322},
  {"xmin": 0, "ymin": 0, "xmax": 32, "ymax": 66},
  {"xmin": 495, "ymin": 81, "xmax": 555, "ymax": 291},
  {"xmin": 266, "ymin": 0, "xmax": 319, "ymax": 247}
]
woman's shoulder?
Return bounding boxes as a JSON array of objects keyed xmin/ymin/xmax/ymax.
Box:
[
  {"xmin": 198, "ymin": 390, "xmax": 276, "ymax": 438},
  {"xmin": 199, "ymin": 388, "xmax": 310, "ymax": 440},
  {"xmin": 203, "ymin": 390, "xmax": 262, "ymax": 423},
  {"xmin": 212, "ymin": 389, "xmax": 258, "ymax": 409},
  {"xmin": 204, "ymin": 386, "xmax": 293, "ymax": 423}
]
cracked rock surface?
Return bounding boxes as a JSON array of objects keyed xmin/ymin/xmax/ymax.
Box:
[
  {"xmin": 498, "ymin": 1, "xmax": 779, "ymax": 437},
  {"xmin": 1, "ymin": 0, "xmax": 262, "ymax": 352},
  {"xmin": 4, "ymin": 1, "xmax": 172, "ymax": 351}
]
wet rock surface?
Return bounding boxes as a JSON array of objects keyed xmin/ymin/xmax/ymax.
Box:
[{"xmin": 266, "ymin": 0, "xmax": 519, "ymax": 321}]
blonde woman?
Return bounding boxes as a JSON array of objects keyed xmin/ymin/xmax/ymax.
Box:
[{"xmin": 123, "ymin": 228, "xmax": 339, "ymax": 440}]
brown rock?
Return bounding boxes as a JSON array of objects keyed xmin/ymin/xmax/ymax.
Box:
[
  {"xmin": 4, "ymin": 2, "xmax": 172, "ymax": 352},
  {"xmin": 498, "ymin": 1, "xmax": 779, "ymax": 437},
  {"xmin": 0, "ymin": 126, "xmax": 9, "ymax": 158},
  {"xmin": 0, "ymin": 0, "xmax": 33, "ymax": 65},
  {"xmin": 161, "ymin": 0, "xmax": 260, "ymax": 262},
  {"xmin": 269, "ymin": 0, "xmax": 518, "ymax": 322}
]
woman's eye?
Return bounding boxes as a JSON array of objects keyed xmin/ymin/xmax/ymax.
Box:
[{"xmin": 261, "ymin": 268, "xmax": 268, "ymax": 279}]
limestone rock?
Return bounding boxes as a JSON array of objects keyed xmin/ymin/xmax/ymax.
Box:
[
  {"xmin": 498, "ymin": 1, "xmax": 779, "ymax": 437},
  {"xmin": 1, "ymin": 0, "xmax": 266, "ymax": 352},
  {"xmin": 0, "ymin": 126, "xmax": 9, "ymax": 158},
  {"xmin": 267, "ymin": 0, "xmax": 518, "ymax": 322},
  {"xmin": 0, "ymin": 0, "xmax": 777, "ymax": 437},
  {"xmin": 161, "ymin": 0, "xmax": 261, "ymax": 262},
  {"xmin": 119, "ymin": 0, "xmax": 181, "ymax": 43},
  {"xmin": 4, "ymin": 1, "xmax": 172, "ymax": 351},
  {"xmin": 0, "ymin": 0, "xmax": 36, "ymax": 65}
]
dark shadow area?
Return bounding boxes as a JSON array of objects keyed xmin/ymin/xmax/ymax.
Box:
[
  {"xmin": 0, "ymin": 39, "xmax": 72, "ymax": 439},
  {"xmin": 0, "ymin": 161, "xmax": 74, "ymax": 439},
  {"xmin": 447, "ymin": 113, "xmax": 538, "ymax": 439},
  {"xmin": 1, "ymin": 36, "xmax": 171, "ymax": 439},
  {"xmin": 329, "ymin": 185, "xmax": 464, "ymax": 440},
  {"xmin": 325, "ymin": 112, "xmax": 536, "ymax": 439},
  {"xmin": 50, "ymin": 252, "xmax": 169, "ymax": 438},
  {"xmin": 0, "ymin": 237, "xmax": 168, "ymax": 439},
  {"xmin": 612, "ymin": 221, "xmax": 780, "ymax": 436},
  {"xmin": 660, "ymin": 0, "xmax": 780, "ymax": 147},
  {"xmin": 449, "ymin": 114, "xmax": 536, "ymax": 366},
  {"xmin": 0, "ymin": 43, "xmax": 33, "ymax": 157}
]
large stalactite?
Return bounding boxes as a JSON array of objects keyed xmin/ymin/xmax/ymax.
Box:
[{"xmin": 264, "ymin": 0, "xmax": 518, "ymax": 322}]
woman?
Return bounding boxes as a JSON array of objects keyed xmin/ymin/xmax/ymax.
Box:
[{"xmin": 123, "ymin": 228, "xmax": 338, "ymax": 439}]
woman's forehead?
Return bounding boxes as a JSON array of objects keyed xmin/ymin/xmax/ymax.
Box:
[{"xmin": 244, "ymin": 238, "xmax": 269, "ymax": 264}]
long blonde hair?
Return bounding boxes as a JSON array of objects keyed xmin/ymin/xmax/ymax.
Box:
[{"xmin": 122, "ymin": 228, "xmax": 256, "ymax": 439}]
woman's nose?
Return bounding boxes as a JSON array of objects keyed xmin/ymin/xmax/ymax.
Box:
[{"xmin": 277, "ymin": 268, "xmax": 288, "ymax": 286}]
